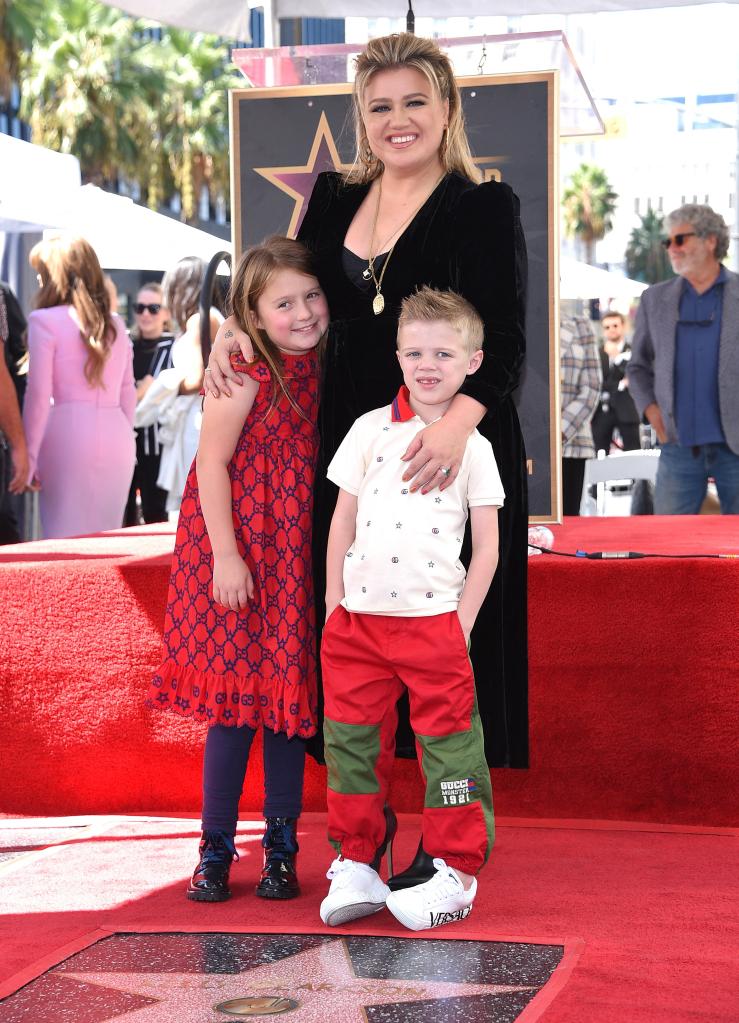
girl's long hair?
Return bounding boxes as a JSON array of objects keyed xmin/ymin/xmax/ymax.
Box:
[
  {"xmin": 347, "ymin": 32, "xmax": 479, "ymax": 186},
  {"xmin": 228, "ymin": 236, "xmax": 324, "ymax": 419},
  {"xmin": 30, "ymin": 233, "xmax": 115, "ymax": 388}
]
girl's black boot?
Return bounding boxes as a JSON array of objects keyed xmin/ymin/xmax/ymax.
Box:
[
  {"xmin": 255, "ymin": 817, "xmax": 300, "ymax": 899},
  {"xmin": 186, "ymin": 830, "xmax": 238, "ymax": 902}
]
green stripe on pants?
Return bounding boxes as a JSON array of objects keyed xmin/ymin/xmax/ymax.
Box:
[
  {"xmin": 416, "ymin": 700, "xmax": 495, "ymax": 864},
  {"xmin": 324, "ymin": 716, "xmax": 381, "ymax": 794}
]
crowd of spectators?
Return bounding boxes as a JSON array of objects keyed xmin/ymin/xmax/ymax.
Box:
[
  {"xmin": 1, "ymin": 199, "xmax": 733, "ymax": 541},
  {"xmin": 560, "ymin": 202, "xmax": 735, "ymax": 517},
  {"xmin": 0, "ymin": 237, "xmax": 223, "ymax": 543}
]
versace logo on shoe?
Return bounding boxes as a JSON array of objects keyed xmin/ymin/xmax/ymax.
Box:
[{"xmin": 429, "ymin": 905, "xmax": 473, "ymax": 928}]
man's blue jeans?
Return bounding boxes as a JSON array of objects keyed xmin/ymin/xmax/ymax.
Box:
[{"xmin": 655, "ymin": 442, "xmax": 739, "ymax": 514}]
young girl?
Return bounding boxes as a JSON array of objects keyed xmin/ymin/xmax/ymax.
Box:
[{"xmin": 147, "ymin": 236, "xmax": 329, "ymax": 903}]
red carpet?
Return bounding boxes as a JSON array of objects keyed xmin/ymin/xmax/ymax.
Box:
[
  {"xmin": 0, "ymin": 813, "xmax": 737, "ymax": 1022},
  {"xmin": 1, "ymin": 517, "xmax": 738, "ymax": 825}
]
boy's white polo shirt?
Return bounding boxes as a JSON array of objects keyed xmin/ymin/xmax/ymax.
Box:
[{"xmin": 327, "ymin": 386, "xmax": 505, "ymax": 617}]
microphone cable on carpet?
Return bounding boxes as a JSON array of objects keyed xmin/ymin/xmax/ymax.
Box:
[{"xmin": 528, "ymin": 544, "xmax": 739, "ymax": 560}]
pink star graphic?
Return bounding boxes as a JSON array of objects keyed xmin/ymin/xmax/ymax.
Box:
[
  {"xmin": 64, "ymin": 938, "xmax": 536, "ymax": 1020},
  {"xmin": 254, "ymin": 111, "xmax": 351, "ymax": 238}
]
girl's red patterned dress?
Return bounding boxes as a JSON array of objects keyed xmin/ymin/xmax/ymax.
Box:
[{"xmin": 147, "ymin": 349, "xmax": 319, "ymax": 738}]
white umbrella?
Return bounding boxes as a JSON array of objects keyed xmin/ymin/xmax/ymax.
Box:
[
  {"xmin": 559, "ymin": 256, "xmax": 647, "ymax": 300},
  {"xmin": 101, "ymin": 0, "xmax": 737, "ymax": 39},
  {"xmin": 53, "ymin": 184, "xmax": 231, "ymax": 271}
]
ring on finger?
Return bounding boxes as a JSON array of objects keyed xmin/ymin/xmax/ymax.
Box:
[{"xmin": 439, "ymin": 466, "xmax": 451, "ymax": 478}]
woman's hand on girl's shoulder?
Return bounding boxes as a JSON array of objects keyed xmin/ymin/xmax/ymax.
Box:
[
  {"xmin": 212, "ymin": 552, "xmax": 254, "ymax": 611},
  {"xmin": 204, "ymin": 315, "xmax": 254, "ymax": 398}
]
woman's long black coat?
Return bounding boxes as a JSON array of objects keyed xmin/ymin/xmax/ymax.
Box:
[{"xmin": 298, "ymin": 171, "xmax": 529, "ymax": 768}]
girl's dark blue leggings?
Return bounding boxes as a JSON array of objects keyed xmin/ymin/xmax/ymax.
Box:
[{"xmin": 201, "ymin": 724, "xmax": 306, "ymax": 834}]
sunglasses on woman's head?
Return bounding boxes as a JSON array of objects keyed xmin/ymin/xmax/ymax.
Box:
[
  {"xmin": 660, "ymin": 232, "xmax": 697, "ymax": 250},
  {"xmin": 135, "ymin": 303, "xmax": 162, "ymax": 315}
]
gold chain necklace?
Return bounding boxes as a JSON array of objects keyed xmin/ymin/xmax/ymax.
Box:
[{"xmin": 366, "ymin": 174, "xmax": 444, "ymax": 316}]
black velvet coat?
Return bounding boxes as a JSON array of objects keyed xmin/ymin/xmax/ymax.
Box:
[{"xmin": 298, "ymin": 171, "xmax": 529, "ymax": 768}]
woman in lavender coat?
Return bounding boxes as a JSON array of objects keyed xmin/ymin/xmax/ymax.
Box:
[{"xmin": 23, "ymin": 234, "xmax": 136, "ymax": 539}]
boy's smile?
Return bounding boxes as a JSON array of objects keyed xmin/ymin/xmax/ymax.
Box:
[{"xmin": 396, "ymin": 320, "xmax": 483, "ymax": 422}]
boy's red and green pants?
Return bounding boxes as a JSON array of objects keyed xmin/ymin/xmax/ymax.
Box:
[{"xmin": 320, "ymin": 606, "xmax": 494, "ymax": 876}]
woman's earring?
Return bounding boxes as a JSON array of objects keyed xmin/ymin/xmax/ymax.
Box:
[{"xmin": 360, "ymin": 136, "xmax": 375, "ymax": 166}]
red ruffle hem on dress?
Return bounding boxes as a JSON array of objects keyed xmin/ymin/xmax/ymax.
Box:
[{"xmin": 147, "ymin": 350, "xmax": 319, "ymax": 739}]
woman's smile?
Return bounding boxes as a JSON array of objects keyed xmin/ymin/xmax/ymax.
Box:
[{"xmin": 363, "ymin": 67, "xmax": 448, "ymax": 174}]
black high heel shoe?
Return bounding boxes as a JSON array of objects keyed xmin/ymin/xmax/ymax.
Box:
[
  {"xmin": 370, "ymin": 803, "xmax": 397, "ymax": 877},
  {"xmin": 386, "ymin": 838, "xmax": 435, "ymax": 891}
]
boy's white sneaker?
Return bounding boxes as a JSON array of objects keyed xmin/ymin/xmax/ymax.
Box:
[
  {"xmin": 385, "ymin": 858, "xmax": 476, "ymax": 931},
  {"xmin": 319, "ymin": 857, "xmax": 390, "ymax": 926}
]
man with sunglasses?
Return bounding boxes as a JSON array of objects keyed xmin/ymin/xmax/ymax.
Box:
[
  {"xmin": 591, "ymin": 311, "xmax": 640, "ymax": 455},
  {"xmin": 628, "ymin": 204, "xmax": 739, "ymax": 514},
  {"xmin": 124, "ymin": 284, "xmax": 174, "ymax": 525}
]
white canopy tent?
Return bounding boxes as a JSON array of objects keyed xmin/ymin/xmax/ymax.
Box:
[
  {"xmin": 0, "ymin": 135, "xmax": 81, "ymax": 233},
  {"xmin": 560, "ymin": 256, "xmax": 648, "ymax": 301},
  {"xmin": 55, "ymin": 184, "xmax": 230, "ymax": 271},
  {"xmin": 0, "ymin": 137, "xmax": 230, "ymax": 272},
  {"xmin": 101, "ymin": 0, "xmax": 738, "ymax": 41}
]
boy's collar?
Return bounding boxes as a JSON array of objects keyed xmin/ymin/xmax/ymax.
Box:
[
  {"xmin": 391, "ymin": 385, "xmax": 444, "ymax": 426},
  {"xmin": 391, "ymin": 385, "xmax": 417, "ymax": 423}
]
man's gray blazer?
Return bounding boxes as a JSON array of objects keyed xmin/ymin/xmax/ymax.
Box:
[{"xmin": 627, "ymin": 268, "xmax": 739, "ymax": 454}]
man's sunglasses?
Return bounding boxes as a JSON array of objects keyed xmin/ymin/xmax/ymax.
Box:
[
  {"xmin": 134, "ymin": 302, "xmax": 162, "ymax": 315},
  {"xmin": 661, "ymin": 232, "xmax": 697, "ymax": 250}
]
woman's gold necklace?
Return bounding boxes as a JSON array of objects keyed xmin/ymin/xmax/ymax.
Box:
[{"xmin": 366, "ymin": 174, "xmax": 444, "ymax": 316}]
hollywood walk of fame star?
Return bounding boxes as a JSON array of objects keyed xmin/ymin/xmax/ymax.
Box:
[
  {"xmin": 63, "ymin": 939, "xmax": 536, "ymax": 1022},
  {"xmin": 254, "ymin": 111, "xmax": 351, "ymax": 238}
]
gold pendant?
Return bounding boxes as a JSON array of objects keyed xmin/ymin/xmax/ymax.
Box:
[{"xmin": 372, "ymin": 293, "xmax": 385, "ymax": 316}]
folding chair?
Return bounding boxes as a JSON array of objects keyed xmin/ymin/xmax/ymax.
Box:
[{"xmin": 581, "ymin": 450, "xmax": 661, "ymax": 515}]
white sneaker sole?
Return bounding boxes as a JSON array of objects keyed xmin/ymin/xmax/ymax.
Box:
[{"xmin": 320, "ymin": 899, "xmax": 387, "ymax": 927}]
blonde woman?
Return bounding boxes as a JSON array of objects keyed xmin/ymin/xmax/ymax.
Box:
[
  {"xmin": 23, "ymin": 234, "xmax": 135, "ymax": 539},
  {"xmin": 207, "ymin": 33, "xmax": 528, "ymax": 888}
]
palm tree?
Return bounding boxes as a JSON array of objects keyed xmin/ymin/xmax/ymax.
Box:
[
  {"xmin": 625, "ymin": 208, "xmax": 674, "ymax": 284},
  {"xmin": 0, "ymin": 0, "xmax": 48, "ymax": 102},
  {"xmin": 18, "ymin": 1, "xmax": 239, "ymax": 221},
  {"xmin": 562, "ymin": 163, "xmax": 618, "ymax": 265},
  {"xmin": 140, "ymin": 29, "xmax": 242, "ymax": 221},
  {"xmin": 21, "ymin": 0, "xmax": 166, "ymax": 189}
]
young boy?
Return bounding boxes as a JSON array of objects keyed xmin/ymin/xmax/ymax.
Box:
[{"xmin": 319, "ymin": 287, "xmax": 504, "ymax": 932}]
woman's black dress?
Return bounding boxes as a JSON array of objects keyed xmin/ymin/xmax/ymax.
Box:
[{"xmin": 298, "ymin": 171, "xmax": 529, "ymax": 768}]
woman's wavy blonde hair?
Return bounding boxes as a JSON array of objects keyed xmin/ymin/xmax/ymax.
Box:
[
  {"xmin": 228, "ymin": 235, "xmax": 324, "ymax": 420},
  {"xmin": 30, "ymin": 233, "xmax": 114, "ymax": 388},
  {"xmin": 347, "ymin": 33, "xmax": 478, "ymax": 186}
]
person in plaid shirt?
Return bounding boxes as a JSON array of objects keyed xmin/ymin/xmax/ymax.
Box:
[{"xmin": 560, "ymin": 315, "xmax": 602, "ymax": 515}]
